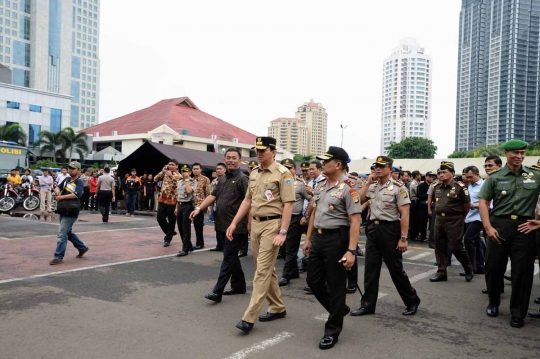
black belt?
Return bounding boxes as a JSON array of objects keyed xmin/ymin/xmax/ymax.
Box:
[
  {"xmin": 371, "ymin": 220, "xmax": 400, "ymax": 225},
  {"xmin": 252, "ymin": 215, "xmax": 281, "ymax": 222},
  {"xmin": 292, "ymin": 213, "xmax": 303, "ymax": 217},
  {"xmin": 492, "ymin": 215, "xmax": 533, "ymax": 221},
  {"xmin": 178, "ymin": 201, "xmax": 193, "ymax": 206},
  {"xmin": 314, "ymin": 228, "xmax": 341, "ymax": 235},
  {"xmin": 436, "ymin": 212, "xmax": 462, "ymax": 217}
]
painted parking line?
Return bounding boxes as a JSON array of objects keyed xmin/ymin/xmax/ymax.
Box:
[{"xmin": 222, "ymin": 331, "xmax": 294, "ymax": 359}]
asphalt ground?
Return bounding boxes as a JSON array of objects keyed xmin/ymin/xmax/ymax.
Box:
[{"xmin": 1, "ymin": 212, "xmax": 540, "ymax": 358}]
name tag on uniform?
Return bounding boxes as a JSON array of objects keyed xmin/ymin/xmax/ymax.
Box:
[
  {"xmin": 498, "ymin": 181, "xmax": 509, "ymax": 185},
  {"xmin": 265, "ymin": 190, "xmax": 275, "ymax": 201}
]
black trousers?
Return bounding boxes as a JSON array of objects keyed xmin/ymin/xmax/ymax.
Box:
[
  {"xmin": 193, "ymin": 210, "xmax": 205, "ymax": 247},
  {"xmin": 485, "ymin": 216, "xmax": 536, "ymax": 318},
  {"xmin": 307, "ymin": 228, "xmax": 348, "ymax": 338},
  {"xmin": 98, "ymin": 190, "xmax": 112, "ymax": 222},
  {"xmin": 213, "ymin": 231, "xmax": 247, "ymax": 295},
  {"xmin": 157, "ymin": 203, "xmax": 176, "ymax": 242},
  {"xmin": 464, "ymin": 221, "xmax": 485, "ymax": 273},
  {"xmin": 409, "ymin": 200, "xmax": 420, "ymax": 240},
  {"xmin": 177, "ymin": 202, "xmax": 194, "ymax": 250},
  {"xmin": 281, "ymin": 214, "xmax": 304, "ymax": 279},
  {"xmin": 239, "ymin": 233, "xmax": 249, "ymax": 254},
  {"xmin": 428, "ymin": 207, "xmax": 436, "ymax": 246},
  {"xmin": 418, "ymin": 202, "xmax": 428, "ymax": 240},
  {"xmin": 363, "ymin": 221, "xmax": 419, "ymax": 311},
  {"xmin": 82, "ymin": 187, "xmax": 90, "ymax": 210},
  {"xmin": 144, "ymin": 194, "xmax": 155, "ymax": 210}
]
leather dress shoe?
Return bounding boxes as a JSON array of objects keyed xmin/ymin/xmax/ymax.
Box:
[
  {"xmin": 163, "ymin": 241, "xmax": 171, "ymax": 247},
  {"xmin": 486, "ymin": 305, "xmax": 499, "ymax": 317},
  {"xmin": 504, "ymin": 275, "xmax": 511, "ymax": 281},
  {"xmin": 223, "ymin": 288, "xmax": 246, "ymax": 295},
  {"xmin": 177, "ymin": 251, "xmax": 189, "ymax": 257},
  {"xmin": 278, "ymin": 278, "xmax": 290, "ymax": 287},
  {"xmin": 346, "ymin": 286, "xmax": 356, "ymax": 294},
  {"xmin": 465, "ymin": 272, "xmax": 474, "ymax": 282},
  {"xmin": 204, "ymin": 292, "xmax": 222, "ymax": 303},
  {"xmin": 429, "ymin": 276, "xmax": 447, "ymax": 282},
  {"xmin": 259, "ymin": 310, "xmax": 286, "ymax": 322},
  {"xmin": 238, "ymin": 251, "xmax": 247, "ymax": 258},
  {"xmin": 236, "ymin": 320, "xmax": 254, "ymax": 333},
  {"xmin": 350, "ymin": 307, "xmax": 375, "ymax": 316},
  {"xmin": 209, "ymin": 247, "xmax": 223, "ymax": 252},
  {"xmin": 319, "ymin": 336, "xmax": 338, "ymax": 350},
  {"xmin": 510, "ymin": 316, "xmax": 524, "ymax": 328},
  {"xmin": 303, "ymin": 286, "xmax": 313, "ymax": 294},
  {"xmin": 535, "ymin": 296, "xmax": 540, "ymax": 304},
  {"xmin": 403, "ymin": 300, "xmax": 420, "ymax": 316},
  {"xmin": 194, "ymin": 245, "xmax": 204, "ymax": 250},
  {"xmin": 528, "ymin": 310, "xmax": 540, "ymax": 319}
]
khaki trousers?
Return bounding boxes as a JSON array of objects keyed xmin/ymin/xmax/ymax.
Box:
[
  {"xmin": 40, "ymin": 191, "xmax": 52, "ymax": 212},
  {"xmin": 242, "ymin": 218, "xmax": 286, "ymax": 323}
]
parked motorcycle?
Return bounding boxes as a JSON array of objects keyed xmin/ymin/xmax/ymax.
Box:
[{"xmin": 0, "ymin": 180, "xmax": 41, "ymax": 212}]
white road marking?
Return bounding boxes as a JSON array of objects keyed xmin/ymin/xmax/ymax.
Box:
[
  {"xmin": 402, "ymin": 250, "xmax": 415, "ymax": 257},
  {"xmin": 409, "ymin": 268, "xmax": 438, "ymax": 284},
  {"xmin": 535, "ymin": 263, "xmax": 539, "ymax": 276},
  {"xmin": 408, "ymin": 252, "xmax": 431, "ymax": 261},
  {"xmin": 0, "ymin": 247, "xmax": 212, "ymax": 285},
  {"xmin": 378, "ymin": 292, "xmax": 388, "ymax": 299},
  {"xmin": 425, "ymin": 256, "xmax": 437, "ymax": 263},
  {"xmin": 222, "ymin": 331, "xmax": 294, "ymax": 359},
  {"xmin": 0, "ymin": 226, "xmax": 161, "ymax": 241}
]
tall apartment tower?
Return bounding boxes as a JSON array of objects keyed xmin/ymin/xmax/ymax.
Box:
[
  {"xmin": 380, "ymin": 38, "xmax": 432, "ymax": 155},
  {"xmin": 268, "ymin": 117, "xmax": 309, "ymax": 155},
  {"xmin": 0, "ymin": 0, "xmax": 100, "ymax": 130},
  {"xmin": 455, "ymin": 0, "xmax": 540, "ymax": 151},
  {"xmin": 295, "ymin": 99, "xmax": 327, "ymax": 155}
]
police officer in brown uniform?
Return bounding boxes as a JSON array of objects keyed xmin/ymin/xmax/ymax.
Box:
[
  {"xmin": 303, "ymin": 146, "xmax": 361, "ymax": 350},
  {"xmin": 429, "ymin": 161, "xmax": 474, "ymax": 282},
  {"xmin": 227, "ymin": 137, "xmax": 295, "ymax": 334},
  {"xmin": 352, "ymin": 156, "xmax": 420, "ymax": 317},
  {"xmin": 278, "ymin": 158, "xmax": 312, "ymax": 286}
]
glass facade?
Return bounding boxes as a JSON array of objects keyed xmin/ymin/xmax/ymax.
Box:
[
  {"xmin": 13, "ymin": 40, "xmax": 29, "ymax": 66},
  {"xmin": 71, "ymin": 80, "xmax": 80, "ymax": 102},
  {"xmin": 48, "ymin": 0, "xmax": 61, "ymax": 66},
  {"xmin": 50, "ymin": 108, "xmax": 61, "ymax": 133},
  {"xmin": 71, "ymin": 55, "xmax": 80, "ymax": 78},
  {"xmin": 70, "ymin": 104, "xmax": 79, "ymax": 128},
  {"xmin": 12, "ymin": 68, "xmax": 29, "ymax": 87},
  {"xmin": 28, "ymin": 124, "xmax": 40, "ymax": 146}
]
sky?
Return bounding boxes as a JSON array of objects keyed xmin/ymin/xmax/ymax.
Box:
[{"xmin": 99, "ymin": 0, "xmax": 462, "ymax": 159}]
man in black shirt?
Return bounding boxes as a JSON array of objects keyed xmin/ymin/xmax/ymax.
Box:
[{"xmin": 190, "ymin": 148, "xmax": 249, "ymax": 302}]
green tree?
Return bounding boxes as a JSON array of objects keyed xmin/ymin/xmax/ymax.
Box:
[
  {"xmin": 60, "ymin": 127, "xmax": 89, "ymax": 162},
  {"xmin": 31, "ymin": 159, "xmax": 58, "ymax": 170},
  {"xmin": 385, "ymin": 137, "xmax": 437, "ymax": 159},
  {"xmin": 293, "ymin": 154, "xmax": 314, "ymax": 162},
  {"xmin": 447, "ymin": 142, "xmax": 504, "ymax": 158},
  {"xmin": 0, "ymin": 123, "xmax": 27, "ymax": 145},
  {"xmin": 36, "ymin": 130, "xmax": 66, "ymax": 162},
  {"xmin": 448, "ymin": 151, "xmax": 470, "ymax": 159}
]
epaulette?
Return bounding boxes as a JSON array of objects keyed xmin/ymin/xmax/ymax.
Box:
[
  {"xmin": 457, "ymin": 182, "xmax": 465, "ymax": 187},
  {"xmin": 344, "ymin": 179, "xmax": 355, "ymax": 188},
  {"xmin": 250, "ymin": 168, "xmax": 258, "ymax": 178},
  {"xmin": 393, "ymin": 179, "xmax": 404, "ymax": 187},
  {"xmin": 277, "ymin": 164, "xmax": 288, "ymax": 174},
  {"xmin": 487, "ymin": 168, "xmax": 501, "ymax": 175},
  {"xmin": 531, "ymin": 165, "xmax": 540, "ymax": 171}
]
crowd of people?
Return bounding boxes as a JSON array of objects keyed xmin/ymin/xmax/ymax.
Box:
[{"xmin": 35, "ymin": 135, "xmax": 540, "ymax": 350}]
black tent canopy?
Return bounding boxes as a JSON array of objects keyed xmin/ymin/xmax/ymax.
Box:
[{"xmin": 117, "ymin": 141, "xmax": 257, "ymax": 177}]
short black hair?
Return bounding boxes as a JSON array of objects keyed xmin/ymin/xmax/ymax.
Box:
[
  {"xmin": 131, "ymin": 168, "xmax": 137, "ymax": 172},
  {"xmin": 216, "ymin": 162, "xmax": 226, "ymax": 169},
  {"xmin": 192, "ymin": 162, "xmax": 202, "ymax": 169},
  {"xmin": 411, "ymin": 170, "xmax": 421, "ymax": 178},
  {"xmin": 401, "ymin": 170, "xmax": 411, "ymax": 177},
  {"xmin": 104, "ymin": 167, "xmax": 110, "ymax": 173},
  {"xmin": 61, "ymin": 166, "xmax": 67, "ymax": 170},
  {"xmin": 485, "ymin": 155, "xmax": 502, "ymax": 166},
  {"xmin": 168, "ymin": 158, "xmax": 179, "ymax": 166},
  {"xmin": 350, "ymin": 172, "xmax": 359, "ymax": 177},
  {"xmin": 225, "ymin": 147, "xmax": 242, "ymax": 158},
  {"xmin": 310, "ymin": 161, "xmax": 322, "ymax": 170},
  {"xmin": 465, "ymin": 165, "xmax": 480, "ymax": 175}
]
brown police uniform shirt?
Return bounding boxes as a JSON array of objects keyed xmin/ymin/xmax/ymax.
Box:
[
  {"xmin": 313, "ymin": 174, "xmax": 362, "ymax": 228},
  {"xmin": 433, "ymin": 180, "xmax": 470, "ymax": 215},
  {"xmin": 293, "ymin": 178, "xmax": 311, "ymax": 215},
  {"xmin": 246, "ymin": 160, "xmax": 296, "ymax": 217},
  {"xmin": 367, "ymin": 179, "xmax": 410, "ymax": 221}
]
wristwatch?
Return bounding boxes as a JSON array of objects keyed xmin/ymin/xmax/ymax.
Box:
[
  {"xmin": 347, "ymin": 249, "xmax": 356, "ymax": 255},
  {"xmin": 279, "ymin": 229, "xmax": 287, "ymax": 235},
  {"xmin": 304, "ymin": 215, "xmax": 310, "ymax": 220},
  {"xmin": 195, "ymin": 206, "xmax": 201, "ymax": 211},
  {"xmin": 400, "ymin": 236, "xmax": 407, "ymax": 242}
]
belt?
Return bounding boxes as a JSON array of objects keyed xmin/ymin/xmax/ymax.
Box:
[
  {"xmin": 178, "ymin": 201, "xmax": 193, "ymax": 205},
  {"xmin": 436, "ymin": 212, "xmax": 462, "ymax": 217},
  {"xmin": 372, "ymin": 220, "xmax": 400, "ymax": 225},
  {"xmin": 315, "ymin": 228, "xmax": 341, "ymax": 235},
  {"xmin": 292, "ymin": 213, "xmax": 303, "ymax": 217},
  {"xmin": 493, "ymin": 215, "xmax": 533, "ymax": 221},
  {"xmin": 252, "ymin": 215, "xmax": 282, "ymax": 222}
]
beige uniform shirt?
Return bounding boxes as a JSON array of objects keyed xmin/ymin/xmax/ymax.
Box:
[
  {"xmin": 313, "ymin": 174, "xmax": 362, "ymax": 228},
  {"xmin": 177, "ymin": 178, "xmax": 196, "ymax": 202},
  {"xmin": 246, "ymin": 161, "xmax": 295, "ymax": 217},
  {"xmin": 292, "ymin": 179, "xmax": 311, "ymax": 215},
  {"xmin": 367, "ymin": 179, "xmax": 411, "ymax": 221}
]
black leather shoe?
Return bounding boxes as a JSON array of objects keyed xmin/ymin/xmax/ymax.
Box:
[
  {"xmin": 194, "ymin": 245, "xmax": 204, "ymax": 250},
  {"xmin": 278, "ymin": 278, "xmax": 290, "ymax": 287},
  {"xmin": 259, "ymin": 310, "xmax": 286, "ymax": 322},
  {"xmin": 303, "ymin": 286, "xmax": 313, "ymax": 294},
  {"xmin": 482, "ymin": 289, "xmax": 488, "ymax": 294},
  {"xmin": 504, "ymin": 275, "xmax": 511, "ymax": 281},
  {"xmin": 223, "ymin": 288, "xmax": 246, "ymax": 295},
  {"xmin": 429, "ymin": 276, "xmax": 448, "ymax": 282},
  {"xmin": 236, "ymin": 320, "xmax": 254, "ymax": 333},
  {"xmin": 238, "ymin": 251, "xmax": 247, "ymax": 258},
  {"xmin": 510, "ymin": 316, "xmax": 524, "ymax": 328},
  {"xmin": 204, "ymin": 292, "xmax": 222, "ymax": 303},
  {"xmin": 164, "ymin": 241, "xmax": 170, "ymax": 247},
  {"xmin": 403, "ymin": 300, "xmax": 420, "ymax": 316},
  {"xmin": 319, "ymin": 336, "xmax": 338, "ymax": 350},
  {"xmin": 346, "ymin": 286, "xmax": 356, "ymax": 294},
  {"xmin": 528, "ymin": 310, "xmax": 540, "ymax": 318},
  {"xmin": 188, "ymin": 248, "xmax": 194, "ymax": 252},
  {"xmin": 209, "ymin": 247, "xmax": 223, "ymax": 252},
  {"xmin": 350, "ymin": 307, "xmax": 375, "ymax": 316},
  {"xmin": 177, "ymin": 251, "xmax": 189, "ymax": 257},
  {"xmin": 535, "ymin": 296, "xmax": 540, "ymax": 304},
  {"xmin": 465, "ymin": 272, "xmax": 474, "ymax": 282},
  {"xmin": 486, "ymin": 305, "xmax": 499, "ymax": 317}
]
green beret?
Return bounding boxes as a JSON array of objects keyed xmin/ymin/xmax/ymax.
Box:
[{"xmin": 502, "ymin": 139, "xmax": 528, "ymax": 151}]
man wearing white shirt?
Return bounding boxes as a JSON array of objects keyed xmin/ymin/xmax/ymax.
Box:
[
  {"xmin": 463, "ymin": 166, "xmax": 485, "ymax": 275},
  {"xmin": 56, "ymin": 167, "xmax": 69, "ymax": 185}
]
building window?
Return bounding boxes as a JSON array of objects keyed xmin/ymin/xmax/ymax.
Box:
[
  {"xmin": 29, "ymin": 105, "xmax": 41, "ymax": 113},
  {"xmin": 13, "ymin": 40, "xmax": 30, "ymax": 67},
  {"xmin": 12, "ymin": 68, "xmax": 29, "ymax": 87},
  {"xmin": 29, "ymin": 124, "xmax": 40, "ymax": 146},
  {"xmin": 71, "ymin": 56, "xmax": 81, "ymax": 78},
  {"xmin": 70, "ymin": 105, "xmax": 79, "ymax": 128},
  {"xmin": 50, "ymin": 108, "xmax": 62, "ymax": 133},
  {"xmin": 7, "ymin": 101, "xmax": 19, "ymax": 109}
]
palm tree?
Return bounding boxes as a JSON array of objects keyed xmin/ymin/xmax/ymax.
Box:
[
  {"xmin": 0, "ymin": 123, "xmax": 27, "ymax": 145},
  {"xmin": 36, "ymin": 130, "xmax": 65, "ymax": 162},
  {"xmin": 60, "ymin": 127, "xmax": 90, "ymax": 162}
]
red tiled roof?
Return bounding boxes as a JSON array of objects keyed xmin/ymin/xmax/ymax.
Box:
[
  {"xmin": 271, "ymin": 117, "xmax": 305, "ymax": 122},
  {"xmin": 81, "ymin": 97, "xmax": 256, "ymax": 144}
]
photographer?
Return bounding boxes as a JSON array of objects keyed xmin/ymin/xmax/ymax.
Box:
[{"xmin": 154, "ymin": 159, "xmax": 181, "ymax": 247}]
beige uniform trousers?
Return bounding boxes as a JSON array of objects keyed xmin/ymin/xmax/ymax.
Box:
[
  {"xmin": 40, "ymin": 191, "xmax": 52, "ymax": 212},
  {"xmin": 242, "ymin": 218, "xmax": 286, "ymax": 323}
]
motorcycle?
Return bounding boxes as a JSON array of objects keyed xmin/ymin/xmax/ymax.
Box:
[{"xmin": 0, "ymin": 180, "xmax": 41, "ymax": 212}]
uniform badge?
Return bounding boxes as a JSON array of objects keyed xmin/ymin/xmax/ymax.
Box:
[
  {"xmin": 388, "ymin": 185, "xmax": 394, "ymax": 191},
  {"xmin": 464, "ymin": 189, "xmax": 469, "ymax": 196},
  {"xmin": 502, "ymin": 190, "xmax": 507, "ymax": 196},
  {"xmin": 286, "ymin": 179, "xmax": 292, "ymax": 185},
  {"xmin": 349, "ymin": 189, "xmax": 360, "ymax": 203},
  {"xmin": 400, "ymin": 188, "xmax": 408, "ymax": 198}
]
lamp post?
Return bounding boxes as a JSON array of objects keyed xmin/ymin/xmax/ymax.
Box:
[{"xmin": 340, "ymin": 124, "xmax": 348, "ymax": 148}]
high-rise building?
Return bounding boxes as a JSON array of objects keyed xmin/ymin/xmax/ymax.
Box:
[
  {"xmin": 295, "ymin": 99, "xmax": 327, "ymax": 155},
  {"xmin": 268, "ymin": 117, "xmax": 309, "ymax": 155},
  {"xmin": 455, "ymin": 0, "xmax": 540, "ymax": 151},
  {"xmin": 380, "ymin": 38, "xmax": 432, "ymax": 155},
  {"xmin": 0, "ymin": 0, "xmax": 100, "ymax": 131}
]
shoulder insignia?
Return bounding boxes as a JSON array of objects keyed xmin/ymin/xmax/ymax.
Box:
[
  {"xmin": 251, "ymin": 165, "xmax": 259, "ymax": 171},
  {"xmin": 458, "ymin": 182, "xmax": 465, "ymax": 187},
  {"xmin": 250, "ymin": 169, "xmax": 258, "ymax": 178},
  {"xmin": 487, "ymin": 168, "xmax": 501, "ymax": 175},
  {"xmin": 277, "ymin": 164, "xmax": 288, "ymax": 174},
  {"xmin": 344, "ymin": 179, "xmax": 355, "ymax": 188},
  {"xmin": 394, "ymin": 179, "xmax": 404, "ymax": 187},
  {"xmin": 399, "ymin": 187, "xmax": 408, "ymax": 198}
]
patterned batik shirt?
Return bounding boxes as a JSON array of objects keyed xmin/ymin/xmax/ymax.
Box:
[{"xmin": 154, "ymin": 171, "xmax": 181, "ymax": 205}]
